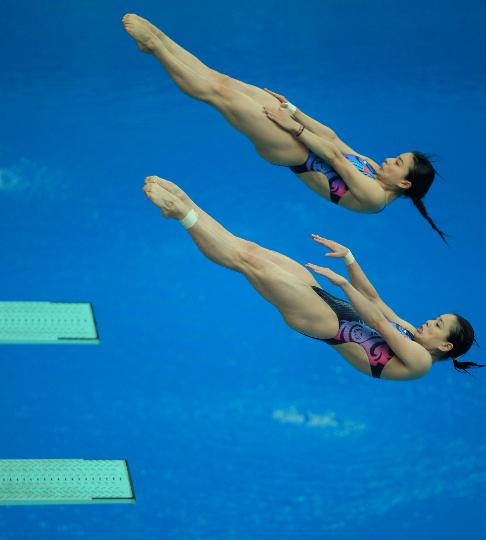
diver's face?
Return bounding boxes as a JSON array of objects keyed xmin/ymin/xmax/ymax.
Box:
[
  {"xmin": 414, "ymin": 313, "xmax": 457, "ymax": 355},
  {"xmin": 378, "ymin": 152, "xmax": 415, "ymax": 189}
]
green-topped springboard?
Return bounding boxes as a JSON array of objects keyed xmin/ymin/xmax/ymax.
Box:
[
  {"xmin": 0, "ymin": 459, "xmax": 135, "ymax": 505},
  {"xmin": 0, "ymin": 302, "xmax": 99, "ymax": 344}
]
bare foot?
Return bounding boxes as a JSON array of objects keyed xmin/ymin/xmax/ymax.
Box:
[
  {"xmin": 122, "ymin": 13, "xmax": 157, "ymax": 53},
  {"xmin": 150, "ymin": 177, "xmax": 194, "ymax": 207},
  {"xmin": 127, "ymin": 14, "xmax": 167, "ymax": 44},
  {"xmin": 142, "ymin": 176, "xmax": 191, "ymax": 219}
]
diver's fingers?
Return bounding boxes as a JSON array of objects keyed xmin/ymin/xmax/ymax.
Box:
[{"xmin": 263, "ymin": 88, "xmax": 286, "ymax": 102}]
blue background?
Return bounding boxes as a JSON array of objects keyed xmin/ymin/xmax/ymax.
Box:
[{"xmin": 1, "ymin": 0, "xmax": 485, "ymax": 538}]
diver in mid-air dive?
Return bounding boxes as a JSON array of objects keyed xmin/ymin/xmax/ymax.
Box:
[
  {"xmin": 123, "ymin": 13, "xmax": 446, "ymax": 241},
  {"xmin": 141, "ymin": 176, "xmax": 482, "ymax": 381}
]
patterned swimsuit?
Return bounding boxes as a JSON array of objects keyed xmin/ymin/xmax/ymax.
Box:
[
  {"xmin": 289, "ymin": 152, "xmax": 376, "ymax": 204},
  {"xmin": 306, "ymin": 287, "xmax": 414, "ymax": 379}
]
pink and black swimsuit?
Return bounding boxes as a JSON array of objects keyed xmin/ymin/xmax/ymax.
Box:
[
  {"xmin": 307, "ymin": 287, "xmax": 415, "ymax": 379},
  {"xmin": 289, "ymin": 152, "xmax": 376, "ymax": 204}
]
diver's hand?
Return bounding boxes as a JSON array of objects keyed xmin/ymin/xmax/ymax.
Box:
[
  {"xmin": 311, "ymin": 234, "xmax": 349, "ymax": 259},
  {"xmin": 263, "ymin": 88, "xmax": 289, "ymax": 104},
  {"xmin": 263, "ymin": 104, "xmax": 301, "ymax": 132},
  {"xmin": 305, "ymin": 264, "xmax": 349, "ymax": 287}
]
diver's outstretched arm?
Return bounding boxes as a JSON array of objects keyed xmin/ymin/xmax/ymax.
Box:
[
  {"xmin": 306, "ymin": 264, "xmax": 431, "ymax": 377},
  {"xmin": 310, "ymin": 235, "xmax": 379, "ymax": 300},
  {"xmin": 339, "ymin": 278, "xmax": 432, "ymax": 377},
  {"xmin": 305, "ymin": 264, "xmax": 387, "ymax": 328},
  {"xmin": 264, "ymin": 105, "xmax": 385, "ymax": 209},
  {"xmin": 309, "ymin": 235, "xmax": 416, "ymax": 333},
  {"xmin": 295, "ymin": 109, "xmax": 379, "ymax": 166},
  {"xmin": 293, "ymin": 109, "xmax": 337, "ymax": 141},
  {"xmin": 263, "ymin": 88, "xmax": 380, "ymax": 166}
]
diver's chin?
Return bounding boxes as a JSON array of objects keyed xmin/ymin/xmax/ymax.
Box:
[
  {"xmin": 414, "ymin": 333, "xmax": 424, "ymax": 345},
  {"xmin": 376, "ymin": 173, "xmax": 392, "ymax": 186}
]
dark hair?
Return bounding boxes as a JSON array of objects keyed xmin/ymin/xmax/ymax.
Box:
[
  {"xmin": 442, "ymin": 314, "xmax": 484, "ymax": 375},
  {"xmin": 402, "ymin": 151, "xmax": 449, "ymax": 244}
]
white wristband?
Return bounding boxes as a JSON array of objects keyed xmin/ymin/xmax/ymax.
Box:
[
  {"xmin": 286, "ymin": 101, "xmax": 297, "ymax": 114},
  {"xmin": 179, "ymin": 209, "xmax": 198, "ymax": 230},
  {"xmin": 343, "ymin": 249, "xmax": 355, "ymax": 266}
]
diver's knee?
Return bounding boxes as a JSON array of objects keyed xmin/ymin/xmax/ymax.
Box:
[
  {"xmin": 212, "ymin": 74, "xmax": 235, "ymax": 99},
  {"xmin": 237, "ymin": 240, "xmax": 266, "ymax": 271}
]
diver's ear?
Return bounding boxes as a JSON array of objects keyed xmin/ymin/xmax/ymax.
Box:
[
  {"xmin": 438, "ymin": 341, "xmax": 454, "ymax": 354},
  {"xmin": 399, "ymin": 179, "xmax": 412, "ymax": 190}
]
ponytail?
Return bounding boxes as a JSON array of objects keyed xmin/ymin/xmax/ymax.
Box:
[
  {"xmin": 412, "ymin": 197, "xmax": 449, "ymax": 244},
  {"xmin": 452, "ymin": 357, "xmax": 485, "ymax": 376},
  {"xmin": 447, "ymin": 315, "xmax": 483, "ymax": 376},
  {"xmin": 403, "ymin": 151, "xmax": 448, "ymax": 243}
]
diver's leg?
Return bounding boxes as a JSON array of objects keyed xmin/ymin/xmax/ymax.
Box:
[
  {"xmin": 122, "ymin": 14, "xmax": 307, "ymax": 165},
  {"xmin": 123, "ymin": 15, "xmax": 215, "ymax": 101},
  {"xmin": 142, "ymin": 177, "xmax": 337, "ymax": 337},
  {"xmin": 154, "ymin": 178, "xmax": 320, "ymax": 283},
  {"xmin": 135, "ymin": 14, "xmax": 267, "ymax": 98},
  {"xmin": 132, "ymin": 15, "xmax": 219, "ymax": 78}
]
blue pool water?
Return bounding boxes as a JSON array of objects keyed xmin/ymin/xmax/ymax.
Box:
[{"xmin": 1, "ymin": 0, "xmax": 485, "ymax": 538}]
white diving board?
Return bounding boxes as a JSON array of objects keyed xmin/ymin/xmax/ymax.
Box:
[
  {"xmin": 0, "ymin": 302, "xmax": 99, "ymax": 344},
  {"xmin": 0, "ymin": 459, "xmax": 135, "ymax": 505}
]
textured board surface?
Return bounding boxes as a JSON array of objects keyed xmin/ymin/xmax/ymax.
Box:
[
  {"xmin": 0, "ymin": 302, "xmax": 99, "ymax": 344},
  {"xmin": 0, "ymin": 459, "xmax": 135, "ymax": 505}
]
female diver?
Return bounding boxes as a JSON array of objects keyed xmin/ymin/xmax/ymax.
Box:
[
  {"xmin": 123, "ymin": 14, "xmax": 446, "ymax": 241},
  {"xmin": 141, "ymin": 176, "xmax": 481, "ymax": 381}
]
